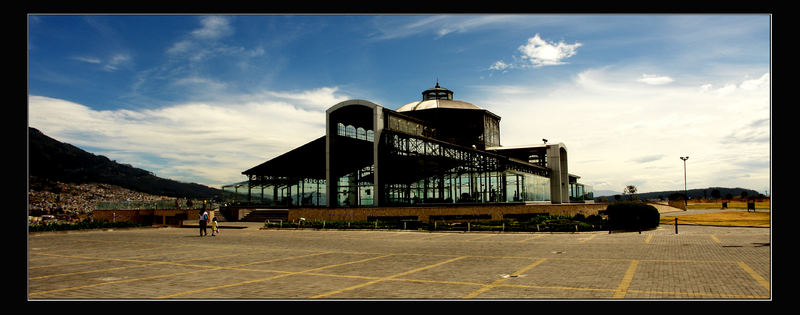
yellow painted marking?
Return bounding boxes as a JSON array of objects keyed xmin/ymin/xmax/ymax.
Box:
[
  {"xmin": 463, "ymin": 258, "xmax": 548, "ymax": 299},
  {"xmin": 28, "ymin": 248, "xmax": 195, "ymax": 270},
  {"xmin": 645, "ymin": 235, "xmax": 654, "ymax": 244},
  {"xmin": 578, "ymin": 234, "xmax": 598, "ymax": 244},
  {"xmin": 711, "ymin": 235, "xmax": 722, "ymax": 244},
  {"xmin": 29, "ymin": 251, "xmax": 331, "ymax": 297},
  {"xmin": 517, "ymin": 234, "xmax": 545, "ymax": 243},
  {"xmin": 157, "ymin": 253, "xmax": 395, "ymax": 299},
  {"xmin": 30, "ymin": 268, "xmax": 212, "ymax": 297},
  {"xmin": 737, "ymin": 262, "xmax": 770, "ymax": 291},
  {"xmin": 309, "ymin": 256, "xmax": 467, "ymax": 299},
  {"xmin": 28, "ymin": 250, "xmax": 261, "ymax": 280},
  {"xmin": 465, "ymin": 234, "xmax": 497, "ymax": 242},
  {"xmin": 627, "ymin": 288, "xmax": 769, "ymax": 299},
  {"xmin": 612, "ymin": 260, "xmax": 639, "ymax": 298},
  {"xmin": 422, "ymin": 233, "xmax": 451, "ymax": 240}
]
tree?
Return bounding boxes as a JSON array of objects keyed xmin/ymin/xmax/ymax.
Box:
[
  {"xmin": 623, "ymin": 185, "xmax": 638, "ymax": 201},
  {"xmin": 711, "ymin": 189, "xmax": 721, "ymax": 200}
]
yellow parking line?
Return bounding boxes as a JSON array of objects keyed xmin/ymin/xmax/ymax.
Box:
[
  {"xmin": 158, "ymin": 253, "xmax": 395, "ymax": 299},
  {"xmin": 465, "ymin": 234, "xmax": 497, "ymax": 242},
  {"xmin": 28, "ymin": 251, "xmax": 331, "ymax": 297},
  {"xmin": 578, "ymin": 234, "xmax": 598, "ymax": 244},
  {"xmin": 30, "ymin": 268, "xmax": 211, "ymax": 297},
  {"xmin": 517, "ymin": 234, "xmax": 545, "ymax": 243},
  {"xmin": 612, "ymin": 260, "xmax": 639, "ymax": 298},
  {"xmin": 711, "ymin": 235, "xmax": 722, "ymax": 244},
  {"xmin": 462, "ymin": 258, "xmax": 548, "ymax": 299},
  {"xmin": 645, "ymin": 235, "xmax": 654, "ymax": 244},
  {"xmin": 737, "ymin": 262, "xmax": 770, "ymax": 291},
  {"xmin": 28, "ymin": 250, "xmax": 262, "ymax": 280},
  {"xmin": 309, "ymin": 256, "xmax": 467, "ymax": 299},
  {"xmin": 627, "ymin": 288, "xmax": 769, "ymax": 299}
]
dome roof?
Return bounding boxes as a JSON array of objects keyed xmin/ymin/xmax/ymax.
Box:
[
  {"xmin": 396, "ymin": 99, "xmax": 483, "ymax": 112},
  {"xmin": 396, "ymin": 81, "xmax": 484, "ymax": 112}
]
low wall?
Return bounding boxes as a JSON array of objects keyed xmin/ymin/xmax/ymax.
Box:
[
  {"xmin": 646, "ymin": 201, "xmax": 686, "ymax": 213},
  {"xmin": 288, "ymin": 203, "xmax": 609, "ymax": 222},
  {"xmin": 93, "ymin": 209, "xmax": 215, "ymax": 226}
]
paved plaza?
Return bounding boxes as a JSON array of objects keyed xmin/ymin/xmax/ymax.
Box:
[{"xmin": 27, "ymin": 221, "xmax": 771, "ymax": 300}]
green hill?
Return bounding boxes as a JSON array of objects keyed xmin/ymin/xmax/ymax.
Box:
[
  {"xmin": 28, "ymin": 127, "xmax": 221, "ymax": 199},
  {"xmin": 594, "ymin": 187, "xmax": 765, "ymax": 202}
]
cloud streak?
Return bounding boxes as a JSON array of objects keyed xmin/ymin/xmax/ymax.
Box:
[
  {"xmin": 28, "ymin": 86, "xmax": 349, "ymax": 188},
  {"xmin": 476, "ymin": 67, "xmax": 770, "ymax": 193},
  {"xmin": 518, "ymin": 34, "xmax": 582, "ymax": 67},
  {"xmin": 489, "ymin": 33, "xmax": 582, "ymax": 71}
]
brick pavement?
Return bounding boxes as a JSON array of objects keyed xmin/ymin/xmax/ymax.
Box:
[{"xmin": 27, "ymin": 223, "xmax": 770, "ymax": 300}]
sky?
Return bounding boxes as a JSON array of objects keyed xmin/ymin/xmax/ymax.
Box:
[{"xmin": 27, "ymin": 14, "xmax": 771, "ymax": 196}]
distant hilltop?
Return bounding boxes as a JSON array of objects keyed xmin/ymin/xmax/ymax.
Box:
[
  {"xmin": 28, "ymin": 127, "xmax": 221, "ymax": 199},
  {"xmin": 594, "ymin": 187, "xmax": 766, "ymax": 202}
]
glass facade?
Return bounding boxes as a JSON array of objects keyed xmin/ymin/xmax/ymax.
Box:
[
  {"xmin": 240, "ymin": 93, "xmax": 589, "ymax": 208},
  {"xmin": 336, "ymin": 165, "xmax": 374, "ymax": 207},
  {"xmin": 506, "ymin": 171, "xmax": 551, "ymax": 202},
  {"xmin": 223, "ymin": 179, "xmax": 326, "ymax": 207},
  {"xmin": 570, "ymin": 183, "xmax": 593, "ymax": 202}
]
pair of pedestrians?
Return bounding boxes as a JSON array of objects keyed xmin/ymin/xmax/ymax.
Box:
[{"xmin": 198, "ymin": 210, "xmax": 219, "ymax": 236}]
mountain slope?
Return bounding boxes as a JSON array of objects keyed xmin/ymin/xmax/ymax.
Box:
[
  {"xmin": 594, "ymin": 187, "xmax": 765, "ymax": 201},
  {"xmin": 28, "ymin": 127, "xmax": 221, "ymax": 199}
]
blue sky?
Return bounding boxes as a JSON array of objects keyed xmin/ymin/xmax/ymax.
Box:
[{"xmin": 28, "ymin": 14, "xmax": 771, "ymax": 195}]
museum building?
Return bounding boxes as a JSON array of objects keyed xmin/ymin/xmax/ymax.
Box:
[{"xmin": 232, "ymin": 83, "xmax": 592, "ymax": 208}]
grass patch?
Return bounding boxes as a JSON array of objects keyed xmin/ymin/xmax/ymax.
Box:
[
  {"xmin": 660, "ymin": 211, "xmax": 769, "ymax": 227},
  {"xmin": 686, "ymin": 200, "xmax": 770, "ymax": 210}
]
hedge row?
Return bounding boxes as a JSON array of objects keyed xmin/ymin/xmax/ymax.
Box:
[
  {"xmin": 265, "ymin": 214, "xmax": 609, "ymax": 232},
  {"xmin": 29, "ymin": 220, "xmax": 145, "ymax": 232},
  {"xmin": 265, "ymin": 202, "xmax": 661, "ymax": 233},
  {"xmin": 605, "ymin": 201, "xmax": 660, "ymax": 231}
]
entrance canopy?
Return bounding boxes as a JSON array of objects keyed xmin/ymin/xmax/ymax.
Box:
[{"xmin": 243, "ymin": 136, "xmax": 326, "ymax": 180}]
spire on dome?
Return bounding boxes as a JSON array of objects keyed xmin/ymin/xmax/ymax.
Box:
[{"xmin": 422, "ymin": 80, "xmax": 453, "ymax": 101}]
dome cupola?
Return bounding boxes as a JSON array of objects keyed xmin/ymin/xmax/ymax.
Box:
[
  {"xmin": 397, "ymin": 81, "xmax": 483, "ymax": 112},
  {"xmin": 422, "ymin": 81, "xmax": 453, "ymax": 101}
]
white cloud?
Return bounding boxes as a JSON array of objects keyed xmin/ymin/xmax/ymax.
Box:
[
  {"xmin": 166, "ymin": 16, "xmax": 245, "ymax": 62},
  {"xmin": 488, "ymin": 34, "xmax": 582, "ymax": 72},
  {"xmin": 518, "ymin": 34, "xmax": 582, "ymax": 67},
  {"xmin": 73, "ymin": 56, "xmax": 101, "ymax": 64},
  {"xmin": 103, "ymin": 53, "xmax": 131, "ymax": 71},
  {"xmin": 28, "ymin": 86, "xmax": 348, "ymax": 188},
  {"xmin": 265, "ymin": 87, "xmax": 350, "ymax": 111},
  {"xmin": 191, "ymin": 16, "xmax": 233, "ymax": 39},
  {"xmin": 489, "ymin": 60, "xmax": 511, "ymax": 71},
  {"xmin": 637, "ymin": 74, "xmax": 674, "ymax": 85},
  {"xmin": 370, "ymin": 15, "xmax": 516, "ymax": 40},
  {"xmin": 475, "ymin": 68, "xmax": 770, "ymax": 193},
  {"xmin": 71, "ymin": 54, "xmax": 131, "ymax": 72}
]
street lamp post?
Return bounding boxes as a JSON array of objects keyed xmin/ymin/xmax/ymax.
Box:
[{"xmin": 680, "ymin": 156, "xmax": 689, "ymax": 207}]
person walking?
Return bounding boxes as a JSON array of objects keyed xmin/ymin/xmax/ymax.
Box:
[
  {"xmin": 199, "ymin": 209, "xmax": 208, "ymax": 236},
  {"xmin": 211, "ymin": 217, "xmax": 219, "ymax": 236}
]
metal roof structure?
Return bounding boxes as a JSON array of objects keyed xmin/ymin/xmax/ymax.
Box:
[
  {"xmin": 397, "ymin": 99, "xmax": 484, "ymax": 112},
  {"xmin": 235, "ymin": 83, "xmax": 592, "ymax": 208}
]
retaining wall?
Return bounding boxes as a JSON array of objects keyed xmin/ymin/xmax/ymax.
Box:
[{"xmin": 288, "ymin": 203, "xmax": 610, "ymax": 222}]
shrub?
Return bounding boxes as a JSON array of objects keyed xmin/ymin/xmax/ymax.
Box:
[
  {"xmin": 605, "ymin": 201, "xmax": 660, "ymax": 231},
  {"xmin": 29, "ymin": 220, "xmax": 144, "ymax": 232}
]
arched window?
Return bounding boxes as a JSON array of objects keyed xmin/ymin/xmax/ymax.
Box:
[
  {"xmin": 346, "ymin": 125, "xmax": 356, "ymax": 138},
  {"xmin": 356, "ymin": 127, "xmax": 366, "ymax": 140},
  {"xmin": 366, "ymin": 130, "xmax": 374, "ymax": 142},
  {"xmin": 337, "ymin": 123, "xmax": 346, "ymax": 136}
]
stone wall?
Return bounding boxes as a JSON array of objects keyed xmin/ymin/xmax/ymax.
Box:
[
  {"xmin": 93, "ymin": 209, "xmax": 214, "ymax": 226},
  {"xmin": 288, "ymin": 203, "xmax": 609, "ymax": 222}
]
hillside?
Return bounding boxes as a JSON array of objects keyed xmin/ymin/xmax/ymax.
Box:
[
  {"xmin": 28, "ymin": 127, "xmax": 221, "ymax": 199},
  {"xmin": 594, "ymin": 187, "xmax": 765, "ymax": 201}
]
